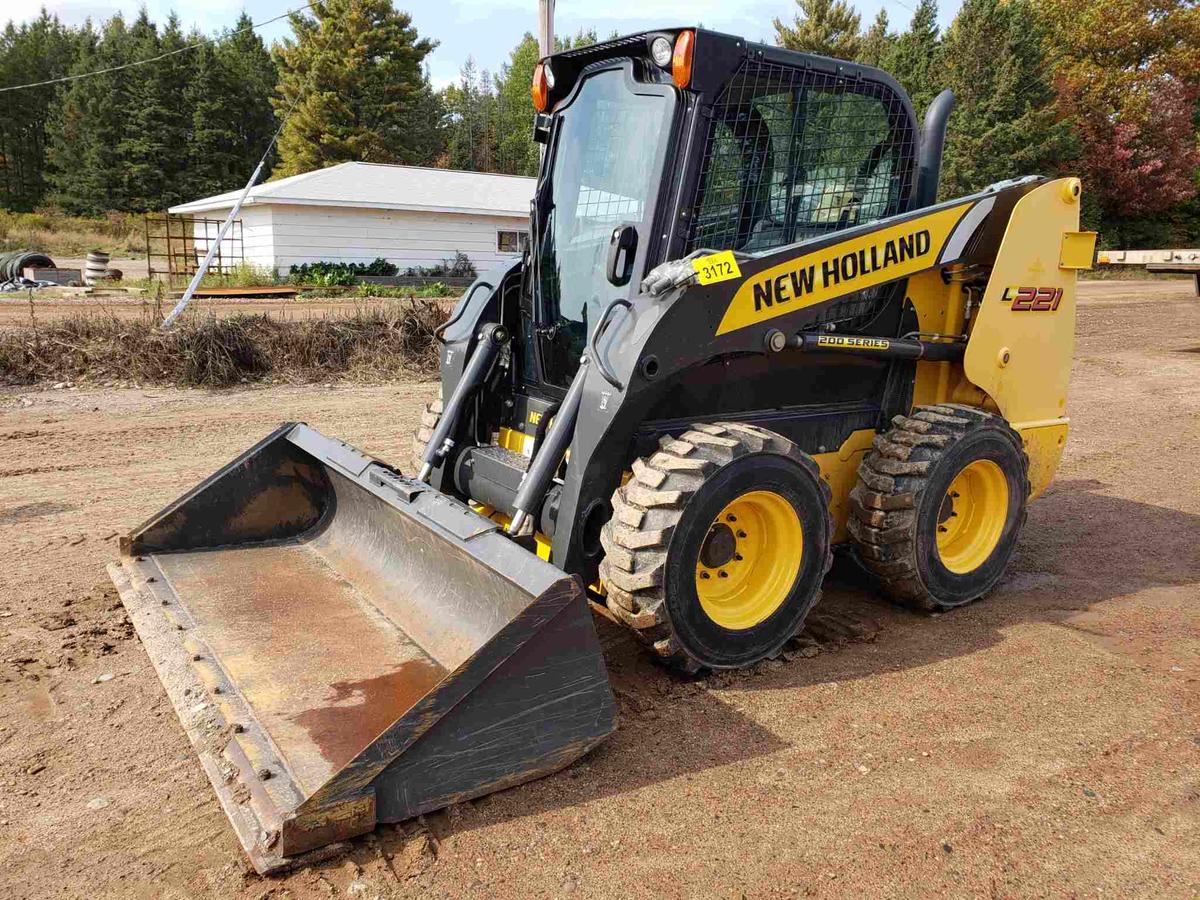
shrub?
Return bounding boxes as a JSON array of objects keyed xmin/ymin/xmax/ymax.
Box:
[
  {"xmin": 288, "ymin": 257, "xmax": 398, "ymax": 285},
  {"xmin": 0, "ymin": 301, "xmax": 446, "ymax": 387},
  {"xmin": 403, "ymin": 251, "xmax": 476, "ymax": 279}
]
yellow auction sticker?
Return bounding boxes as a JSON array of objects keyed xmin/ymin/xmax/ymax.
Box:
[{"xmin": 692, "ymin": 250, "xmax": 742, "ymax": 285}]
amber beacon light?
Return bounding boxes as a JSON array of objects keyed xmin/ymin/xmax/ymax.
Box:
[
  {"xmin": 672, "ymin": 30, "xmax": 695, "ymax": 88},
  {"xmin": 531, "ymin": 61, "xmax": 549, "ymax": 112}
]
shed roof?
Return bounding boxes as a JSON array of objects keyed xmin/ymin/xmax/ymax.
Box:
[{"xmin": 169, "ymin": 162, "xmax": 535, "ymax": 217}]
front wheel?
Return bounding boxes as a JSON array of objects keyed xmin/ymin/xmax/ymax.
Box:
[
  {"xmin": 599, "ymin": 422, "xmax": 833, "ymax": 671},
  {"xmin": 847, "ymin": 404, "xmax": 1030, "ymax": 610},
  {"xmin": 410, "ymin": 389, "xmax": 443, "ymax": 474}
]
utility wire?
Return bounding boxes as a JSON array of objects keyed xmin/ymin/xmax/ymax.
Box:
[{"xmin": 0, "ymin": 0, "xmax": 319, "ymax": 94}]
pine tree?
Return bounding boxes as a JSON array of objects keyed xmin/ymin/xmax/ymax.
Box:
[
  {"xmin": 273, "ymin": 0, "xmax": 439, "ymax": 176},
  {"xmin": 185, "ymin": 40, "xmax": 243, "ymax": 199},
  {"xmin": 119, "ymin": 12, "xmax": 193, "ymax": 210},
  {"xmin": 857, "ymin": 9, "xmax": 894, "ymax": 68},
  {"xmin": 939, "ymin": 0, "xmax": 1074, "ymax": 198},
  {"xmin": 218, "ymin": 13, "xmax": 280, "ymax": 179},
  {"xmin": 0, "ymin": 12, "xmax": 78, "ymax": 210},
  {"xmin": 444, "ymin": 58, "xmax": 495, "ymax": 172},
  {"xmin": 773, "ymin": 0, "xmax": 863, "ymax": 61},
  {"xmin": 555, "ymin": 29, "xmax": 603, "ymax": 51},
  {"xmin": 883, "ymin": 0, "xmax": 941, "ymax": 113},
  {"xmin": 48, "ymin": 16, "xmax": 136, "ymax": 213},
  {"xmin": 493, "ymin": 33, "xmax": 540, "ymax": 177}
]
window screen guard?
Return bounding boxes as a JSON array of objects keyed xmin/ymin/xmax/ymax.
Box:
[
  {"xmin": 687, "ymin": 58, "xmax": 918, "ymax": 333},
  {"xmin": 688, "ymin": 59, "xmax": 917, "ymax": 256}
]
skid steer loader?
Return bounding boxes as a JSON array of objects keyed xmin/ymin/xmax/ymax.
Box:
[{"xmin": 108, "ymin": 27, "xmax": 1095, "ymax": 872}]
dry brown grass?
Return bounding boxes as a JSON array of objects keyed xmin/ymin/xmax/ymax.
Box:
[
  {"xmin": 0, "ymin": 209, "xmax": 144, "ymax": 259},
  {"xmin": 0, "ymin": 301, "xmax": 445, "ymax": 387}
]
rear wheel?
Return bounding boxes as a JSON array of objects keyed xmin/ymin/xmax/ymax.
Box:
[
  {"xmin": 410, "ymin": 390, "xmax": 443, "ymax": 474},
  {"xmin": 599, "ymin": 422, "xmax": 832, "ymax": 671},
  {"xmin": 847, "ymin": 404, "xmax": 1030, "ymax": 610}
]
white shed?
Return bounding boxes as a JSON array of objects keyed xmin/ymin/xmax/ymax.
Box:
[{"xmin": 168, "ymin": 162, "xmax": 535, "ymax": 276}]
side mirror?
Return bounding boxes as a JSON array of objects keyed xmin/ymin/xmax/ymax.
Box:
[{"xmin": 606, "ymin": 224, "xmax": 638, "ymax": 287}]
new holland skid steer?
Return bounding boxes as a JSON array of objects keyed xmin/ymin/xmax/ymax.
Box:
[{"xmin": 108, "ymin": 28, "xmax": 1095, "ymax": 871}]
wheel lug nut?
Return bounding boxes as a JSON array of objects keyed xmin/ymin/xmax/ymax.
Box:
[
  {"xmin": 734, "ymin": 554, "xmax": 743, "ymax": 561},
  {"xmin": 726, "ymin": 514, "xmax": 737, "ymax": 522},
  {"xmin": 700, "ymin": 571, "xmax": 710, "ymax": 579},
  {"xmin": 737, "ymin": 530, "xmax": 747, "ymax": 539},
  {"xmin": 718, "ymin": 570, "xmax": 728, "ymax": 578}
]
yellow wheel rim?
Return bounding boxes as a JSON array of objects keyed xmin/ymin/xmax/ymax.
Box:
[
  {"xmin": 695, "ymin": 490, "xmax": 803, "ymax": 630},
  {"xmin": 936, "ymin": 459, "xmax": 1009, "ymax": 574}
]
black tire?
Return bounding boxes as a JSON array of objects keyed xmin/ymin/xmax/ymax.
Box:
[
  {"xmin": 599, "ymin": 422, "xmax": 833, "ymax": 671},
  {"xmin": 847, "ymin": 404, "xmax": 1030, "ymax": 611},
  {"xmin": 411, "ymin": 389, "xmax": 443, "ymax": 474}
]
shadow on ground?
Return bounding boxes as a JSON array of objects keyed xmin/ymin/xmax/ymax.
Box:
[{"xmin": 352, "ymin": 477, "xmax": 1200, "ymax": 849}]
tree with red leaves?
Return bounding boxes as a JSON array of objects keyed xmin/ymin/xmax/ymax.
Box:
[{"xmin": 1044, "ymin": 0, "xmax": 1200, "ymax": 242}]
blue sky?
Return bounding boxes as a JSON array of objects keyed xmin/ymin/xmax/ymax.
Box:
[{"xmin": 7, "ymin": 0, "xmax": 962, "ymax": 89}]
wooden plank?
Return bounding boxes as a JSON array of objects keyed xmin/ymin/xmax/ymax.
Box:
[{"xmin": 169, "ymin": 285, "xmax": 298, "ymax": 298}]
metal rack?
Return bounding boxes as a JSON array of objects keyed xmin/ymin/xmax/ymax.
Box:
[{"xmin": 144, "ymin": 214, "xmax": 244, "ymax": 284}]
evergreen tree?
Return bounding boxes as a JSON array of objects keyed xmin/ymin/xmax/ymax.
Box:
[
  {"xmin": 48, "ymin": 16, "xmax": 136, "ymax": 213},
  {"xmin": 938, "ymin": 0, "xmax": 1074, "ymax": 198},
  {"xmin": 555, "ymin": 29, "xmax": 603, "ymax": 51},
  {"xmin": 118, "ymin": 12, "xmax": 193, "ymax": 210},
  {"xmin": 185, "ymin": 40, "xmax": 243, "ymax": 199},
  {"xmin": 217, "ymin": 13, "xmax": 280, "ymax": 179},
  {"xmin": 773, "ymin": 0, "xmax": 863, "ymax": 61},
  {"xmin": 857, "ymin": 9, "xmax": 894, "ymax": 69},
  {"xmin": 493, "ymin": 33, "xmax": 540, "ymax": 177},
  {"xmin": 273, "ymin": 0, "xmax": 440, "ymax": 176},
  {"xmin": 184, "ymin": 14, "xmax": 281, "ymax": 198},
  {"xmin": 0, "ymin": 12, "xmax": 78, "ymax": 210},
  {"xmin": 443, "ymin": 58, "xmax": 495, "ymax": 172},
  {"xmin": 404, "ymin": 65, "xmax": 447, "ymax": 168},
  {"xmin": 883, "ymin": 0, "xmax": 941, "ymax": 113}
]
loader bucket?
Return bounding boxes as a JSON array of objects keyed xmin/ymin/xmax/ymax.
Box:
[{"xmin": 107, "ymin": 423, "xmax": 615, "ymax": 874}]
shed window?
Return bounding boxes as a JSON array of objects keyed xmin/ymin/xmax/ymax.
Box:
[{"xmin": 498, "ymin": 230, "xmax": 530, "ymax": 253}]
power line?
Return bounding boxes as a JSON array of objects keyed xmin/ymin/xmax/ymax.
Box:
[{"xmin": 0, "ymin": 1, "xmax": 319, "ymax": 94}]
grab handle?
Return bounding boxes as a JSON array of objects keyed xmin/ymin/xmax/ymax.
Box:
[{"xmin": 588, "ymin": 298, "xmax": 632, "ymax": 390}]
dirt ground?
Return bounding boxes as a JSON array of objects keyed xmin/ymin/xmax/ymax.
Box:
[{"xmin": 0, "ymin": 280, "xmax": 1197, "ymax": 899}]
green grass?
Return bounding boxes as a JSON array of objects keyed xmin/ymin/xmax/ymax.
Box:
[{"xmin": 352, "ymin": 282, "xmax": 461, "ymax": 299}]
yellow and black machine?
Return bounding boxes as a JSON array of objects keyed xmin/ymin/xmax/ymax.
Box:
[{"xmin": 109, "ymin": 28, "xmax": 1095, "ymax": 871}]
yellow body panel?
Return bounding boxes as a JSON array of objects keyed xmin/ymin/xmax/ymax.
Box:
[
  {"xmin": 957, "ymin": 178, "xmax": 1083, "ymax": 491},
  {"xmin": 496, "ymin": 426, "xmax": 535, "ymax": 457},
  {"xmin": 471, "ymin": 503, "xmax": 552, "ymax": 560},
  {"xmin": 1016, "ymin": 420, "xmax": 1069, "ymax": 499},
  {"xmin": 716, "ymin": 201, "xmax": 972, "ymax": 335},
  {"xmin": 963, "ymin": 178, "xmax": 1079, "ymax": 425},
  {"xmin": 812, "ymin": 428, "xmax": 877, "ymax": 541},
  {"xmin": 1060, "ymin": 231, "xmax": 1098, "ymax": 269}
]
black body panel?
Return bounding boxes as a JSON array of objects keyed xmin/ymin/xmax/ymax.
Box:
[{"xmin": 426, "ymin": 25, "xmax": 1047, "ymax": 584}]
